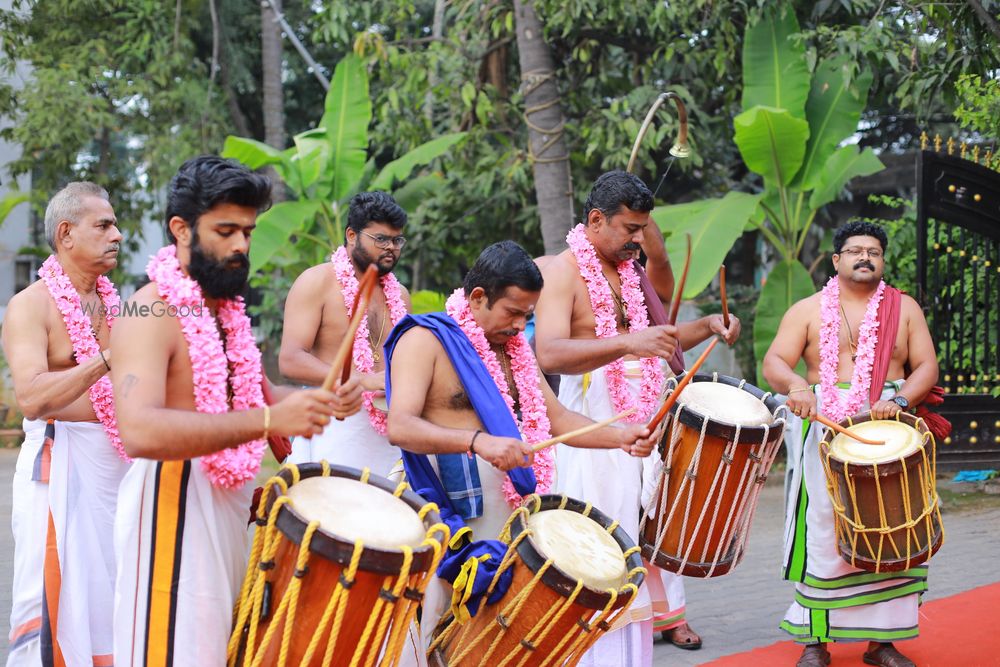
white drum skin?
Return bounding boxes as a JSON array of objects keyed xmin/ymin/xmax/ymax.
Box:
[
  {"xmin": 677, "ymin": 382, "xmax": 774, "ymax": 427},
  {"xmin": 829, "ymin": 420, "xmax": 921, "ymax": 465},
  {"xmin": 526, "ymin": 509, "xmax": 627, "ymax": 592},
  {"xmin": 285, "ymin": 476, "xmax": 426, "ymax": 550}
]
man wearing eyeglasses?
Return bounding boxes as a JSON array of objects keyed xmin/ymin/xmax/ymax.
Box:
[
  {"xmin": 279, "ymin": 191, "xmax": 412, "ymax": 476},
  {"xmin": 763, "ymin": 221, "xmax": 938, "ymax": 667}
]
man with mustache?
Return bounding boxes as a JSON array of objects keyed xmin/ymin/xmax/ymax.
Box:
[
  {"xmin": 279, "ymin": 191, "xmax": 411, "ymax": 475},
  {"xmin": 763, "ymin": 222, "xmax": 938, "ymax": 667},
  {"xmin": 1, "ymin": 181, "xmax": 128, "ymax": 666},
  {"xmin": 110, "ymin": 156, "xmax": 362, "ymax": 665},
  {"xmin": 385, "ymin": 241, "xmax": 657, "ymax": 660},
  {"xmin": 534, "ymin": 170, "xmax": 741, "ymax": 665}
]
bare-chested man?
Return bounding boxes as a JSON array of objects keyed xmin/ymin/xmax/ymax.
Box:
[
  {"xmin": 280, "ymin": 191, "xmax": 410, "ymax": 475},
  {"xmin": 385, "ymin": 240, "xmax": 657, "ymax": 654},
  {"xmin": 2, "ymin": 181, "xmax": 129, "ymax": 666},
  {"xmin": 534, "ymin": 170, "xmax": 741, "ymax": 663},
  {"xmin": 110, "ymin": 156, "xmax": 362, "ymax": 665},
  {"xmin": 763, "ymin": 221, "xmax": 938, "ymax": 667}
]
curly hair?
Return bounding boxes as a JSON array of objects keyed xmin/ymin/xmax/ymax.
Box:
[{"xmin": 833, "ymin": 221, "xmax": 888, "ymax": 254}]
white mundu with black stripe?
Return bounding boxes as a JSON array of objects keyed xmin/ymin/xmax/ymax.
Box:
[{"xmin": 113, "ymin": 458, "xmax": 251, "ymax": 666}]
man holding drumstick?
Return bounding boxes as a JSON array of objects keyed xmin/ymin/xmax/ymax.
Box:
[
  {"xmin": 111, "ymin": 156, "xmax": 362, "ymax": 665},
  {"xmin": 534, "ymin": 170, "xmax": 740, "ymax": 664},
  {"xmin": 763, "ymin": 221, "xmax": 938, "ymax": 667},
  {"xmin": 386, "ymin": 240, "xmax": 657, "ymax": 658},
  {"xmin": 280, "ymin": 191, "xmax": 411, "ymax": 475}
]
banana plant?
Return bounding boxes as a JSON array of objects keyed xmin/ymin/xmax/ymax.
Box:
[
  {"xmin": 222, "ymin": 54, "xmax": 465, "ymax": 272},
  {"xmin": 651, "ymin": 4, "xmax": 884, "ymax": 386}
]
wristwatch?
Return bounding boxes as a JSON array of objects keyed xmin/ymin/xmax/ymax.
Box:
[{"xmin": 890, "ymin": 395, "xmax": 909, "ymax": 410}]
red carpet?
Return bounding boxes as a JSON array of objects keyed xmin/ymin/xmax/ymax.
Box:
[{"xmin": 702, "ymin": 581, "xmax": 1000, "ymax": 666}]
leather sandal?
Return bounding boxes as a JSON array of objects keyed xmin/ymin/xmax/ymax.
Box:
[
  {"xmin": 796, "ymin": 643, "xmax": 831, "ymax": 667},
  {"xmin": 862, "ymin": 643, "xmax": 915, "ymax": 667}
]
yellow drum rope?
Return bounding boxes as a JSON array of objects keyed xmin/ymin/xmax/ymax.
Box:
[{"xmin": 228, "ymin": 463, "xmax": 449, "ymax": 667}]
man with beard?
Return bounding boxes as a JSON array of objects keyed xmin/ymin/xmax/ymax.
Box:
[
  {"xmin": 763, "ymin": 221, "xmax": 938, "ymax": 667},
  {"xmin": 1, "ymin": 182, "xmax": 128, "ymax": 666},
  {"xmin": 110, "ymin": 156, "xmax": 363, "ymax": 665},
  {"xmin": 534, "ymin": 171, "xmax": 741, "ymax": 665},
  {"xmin": 279, "ymin": 191, "xmax": 410, "ymax": 475},
  {"xmin": 385, "ymin": 241, "xmax": 657, "ymax": 659}
]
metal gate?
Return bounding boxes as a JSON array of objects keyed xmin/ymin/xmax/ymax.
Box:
[{"xmin": 916, "ymin": 138, "xmax": 1000, "ymax": 469}]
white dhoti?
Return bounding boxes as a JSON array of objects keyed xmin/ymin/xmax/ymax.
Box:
[
  {"xmin": 42, "ymin": 420, "xmax": 129, "ymax": 666},
  {"xmin": 113, "ymin": 458, "xmax": 251, "ymax": 666},
  {"xmin": 780, "ymin": 381, "xmax": 926, "ymax": 643},
  {"xmin": 7, "ymin": 418, "xmax": 48, "ymax": 666},
  {"xmin": 555, "ymin": 361, "xmax": 661, "ymax": 667},
  {"xmin": 288, "ymin": 409, "xmax": 402, "ymax": 478}
]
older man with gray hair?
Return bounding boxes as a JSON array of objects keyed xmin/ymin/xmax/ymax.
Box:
[{"xmin": 1, "ymin": 181, "xmax": 129, "ymax": 666}]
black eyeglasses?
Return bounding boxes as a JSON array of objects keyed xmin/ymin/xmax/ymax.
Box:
[{"xmin": 361, "ymin": 231, "xmax": 406, "ymax": 250}]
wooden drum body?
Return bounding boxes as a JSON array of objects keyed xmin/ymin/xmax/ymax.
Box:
[
  {"xmin": 430, "ymin": 494, "xmax": 646, "ymax": 667},
  {"xmin": 820, "ymin": 411, "xmax": 944, "ymax": 573},
  {"xmin": 229, "ymin": 463, "xmax": 448, "ymax": 667},
  {"xmin": 641, "ymin": 374, "xmax": 785, "ymax": 577}
]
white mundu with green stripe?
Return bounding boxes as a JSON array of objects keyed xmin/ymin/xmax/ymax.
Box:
[
  {"xmin": 113, "ymin": 458, "xmax": 252, "ymax": 666},
  {"xmin": 779, "ymin": 381, "xmax": 927, "ymax": 644}
]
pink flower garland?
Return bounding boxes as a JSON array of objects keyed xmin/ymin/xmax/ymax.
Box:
[
  {"xmin": 566, "ymin": 224, "xmax": 664, "ymax": 422},
  {"xmin": 38, "ymin": 256, "xmax": 129, "ymax": 461},
  {"xmin": 331, "ymin": 246, "xmax": 407, "ymax": 435},
  {"xmin": 445, "ymin": 289, "xmax": 555, "ymax": 507},
  {"xmin": 818, "ymin": 276, "xmax": 886, "ymax": 422},
  {"xmin": 147, "ymin": 245, "xmax": 266, "ymax": 488}
]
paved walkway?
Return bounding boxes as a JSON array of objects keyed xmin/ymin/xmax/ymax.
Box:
[{"xmin": 0, "ymin": 447, "xmax": 995, "ymax": 666}]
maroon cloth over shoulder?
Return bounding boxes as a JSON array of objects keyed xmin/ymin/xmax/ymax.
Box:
[
  {"xmin": 633, "ymin": 259, "xmax": 686, "ymax": 375},
  {"xmin": 870, "ymin": 284, "xmax": 951, "ymax": 440}
]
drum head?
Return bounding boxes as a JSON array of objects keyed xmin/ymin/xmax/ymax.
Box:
[
  {"xmin": 526, "ymin": 509, "xmax": 626, "ymax": 592},
  {"xmin": 829, "ymin": 420, "xmax": 921, "ymax": 465},
  {"xmin": 285, "ymin": 476, "xmax": 426, "ymax": 550},
  {"xmin": 370, "ymin": 395, "xmax": 388, "ymax": 412},
  {"xmin": 676, "ymin": 381, "xmax": 773, "ymax": 427}
]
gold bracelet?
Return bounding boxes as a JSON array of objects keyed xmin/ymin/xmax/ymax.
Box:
[
  {"xmin": 788, "ymin": 387, "xmax": 812, "ymax": 395},
  {"xmin": 263, "ymin": 404, "xmax": 271, "ymax": 440}
]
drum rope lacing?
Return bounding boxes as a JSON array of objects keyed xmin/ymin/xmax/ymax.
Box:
[
  {"xmin": 640, "ymin": 374, "xmax": 785, "ymax": 577},
  {"xmin": 821, "ymin": 413, "xmax": 945, "ymax": 574},
  {"xmin": 227, "ymin": 463, "xmax": 449, "ymax": 667},
  {"xmin": 430, "ymin": 494, "xmax": 646, "ymax": 666}
]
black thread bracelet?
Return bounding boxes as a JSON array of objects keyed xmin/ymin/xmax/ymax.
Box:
[
  {"xmin": 468, "ymin": 429, "xmax": 482, "ymax": 458},
  {"xmin": 99, "ymin": 350, "xmax": 110, "ymax": 371}
]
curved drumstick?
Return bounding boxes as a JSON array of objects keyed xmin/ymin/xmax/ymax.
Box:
[
  {"xmin": 646, "ymin": 337, "xmax": 718, "ymax": 433},
  {"xmin": 531, "ymin": 408, "xmax": 636, "ymax": 453},
  {"xmin": 322, "ymin": 264, "xmax": 379, "ymax": 393},
  {"xmin": 668, "ymin": 233, "xmax": 692, "ymax": 325},
  {"xmin": 720, "ymin": 264, "xmax": 731, "ymax": 329},
  {"xmin": 813, "ymin": 413, "xmax": 885, "ymax": 446}
]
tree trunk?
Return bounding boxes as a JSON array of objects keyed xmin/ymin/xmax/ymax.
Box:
[
  {"xmin": 261, "ymin": 0, "xmax": 286, "ymax": 202},
  {"xmin": 512, "ymin": 0, "xmax": 574, "ymax": 254},
  {"xmin": 425, "ymin": 0, "xmax": 446, "ymax": 125}
]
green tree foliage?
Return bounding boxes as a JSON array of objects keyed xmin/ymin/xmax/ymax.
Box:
[{"xmin": 0, "ymin": 0, "xmax": 232, "ymax": 268}]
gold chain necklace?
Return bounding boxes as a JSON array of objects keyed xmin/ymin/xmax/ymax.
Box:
[
  {"xmin": 367, "ymin": 305, "xmax": 388, "ymax": 363},
  {"xmin": 839, "ymin": 302, "xmax": 858, "ymax": 362},
  {"xmin": 605, "ymin": 276, "xmax": 630, "ymax": 329}
]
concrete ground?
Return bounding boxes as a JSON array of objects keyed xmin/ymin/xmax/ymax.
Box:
[{"xmin": 0, "ymin": 448, "xmax": 996, "ymax": 666}]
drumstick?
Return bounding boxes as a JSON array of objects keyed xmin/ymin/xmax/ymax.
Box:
[
  {"xmin": 813, "ymin": 413, "xmax": 885, "ymax": 446},
  {"xmin": 720, "ymin": 265, "xmax": 731, "ymax": 329},
  {"xmin": 668, "ymin": 233, "xmax": 692, "ymax": 325},
  {"xmin": 531, "ymin": 408, "xmax": 637, "ymax": 453},
  {"xmin": 646, "ymin": 337, "xmax": 718, "ymax": 433},
  {"xmin": 322, "ymin": 265, "xmax": 379, "ymax": 394}
]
